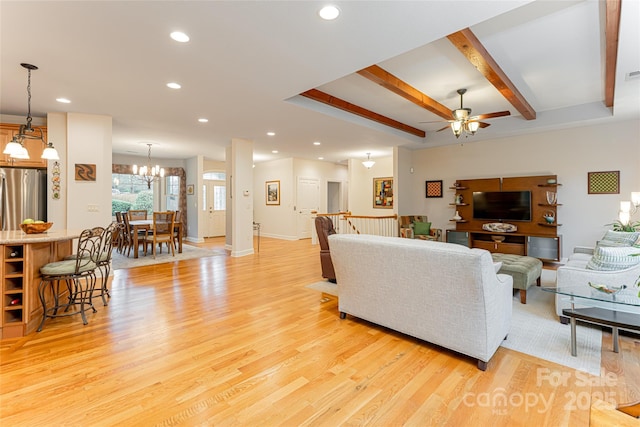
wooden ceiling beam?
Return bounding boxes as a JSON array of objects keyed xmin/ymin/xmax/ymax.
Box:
[
  {"xmin": 604, "ymin": 0, "xmax": 621, "ymax": 108},
  {"xmin": 300, "ymin": 88, "xmax": 426, "ymax": 138},
  {"xmin": 357, "ymin": 65, "xmax": 453, "ymax": 120},
  {"xmin": 447, "ymin": 28, "xmax": 537, "ymax": 120}
]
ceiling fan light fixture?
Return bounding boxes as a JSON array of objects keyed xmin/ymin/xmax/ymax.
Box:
[
  {"xmin": 450, "ymin": 121, "xmax": 463, "ymax": 138},
  {"xmin": 466, "ymin": 121, "xmax": 480, "ymax": 134},
  {"xmin": 362, "ymin": 152, "xmax": 375, "ymax": 169},
  {"xmin": 453, "ymin": 108, "xmax": 471, "ymax": 121}
]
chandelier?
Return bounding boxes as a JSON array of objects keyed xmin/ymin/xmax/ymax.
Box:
[
  {"xmin": 3, "ymin": 63, "xmax": 60, "ymax": 160},
  {"xmin": 362, "ymin": 153, "xmax": 375, "ymax": 169},
  {"xmin": 450, "ymin": 89, "xmax": 480, "ymax": 139},
  {"xmin": 133, "ymin": 143, "xmax": 164, "ymax": 189}
]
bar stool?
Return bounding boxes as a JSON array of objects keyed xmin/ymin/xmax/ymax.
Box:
[
  {"xmin": 94, "ymin": 222, "xmax": 120, "ymax": 305},
  {"xmin": 37, "ymin": 228, "xmax": 102, "ymax": 331}
]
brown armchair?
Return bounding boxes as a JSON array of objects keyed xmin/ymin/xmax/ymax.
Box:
[{"xmin": 315, "ymin": 216, "xmax": 337, "ymax": 283}]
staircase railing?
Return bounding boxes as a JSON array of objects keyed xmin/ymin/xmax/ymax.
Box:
[{"xmin": 342, "ymin": 214, "xmax": 398, "ymax": 237}]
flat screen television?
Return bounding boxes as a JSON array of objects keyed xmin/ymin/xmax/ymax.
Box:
[{"xmin": 472, "ymin": 191, "xmax": 532, "ymax": 222}]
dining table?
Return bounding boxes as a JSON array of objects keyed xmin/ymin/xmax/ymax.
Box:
[{"xmin": 128, "ymin": 219, "xmax": 183, "ymax": 258}]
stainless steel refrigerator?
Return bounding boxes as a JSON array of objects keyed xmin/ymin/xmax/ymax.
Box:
[{"xmin": 0, "ymin": 167, "xmax": 47, "ymax": 230}]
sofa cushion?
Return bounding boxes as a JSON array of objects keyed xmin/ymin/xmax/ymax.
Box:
[
  {"xmin": 599, "ymin": 230, "xmax": 640, "ymax": 247},
  {"xmin": 413, "ymin": 221, "xmax": 431, "ymax": 235},
  {"xmin": 586, "ymin": 245, "xmax": 640, "ymax": 271}
]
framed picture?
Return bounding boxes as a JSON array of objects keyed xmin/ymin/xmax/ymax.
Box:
[
  {"xmin": 425, "ymin": 180, "xmax": 443, "ymax": 198},
  {"xmin": 187, "ymin": 184, "xmax": 194, "ymax": 195},
  {"xmin": 588, "ymin": 171, "xmax": 619, "ymax": 194},
  {"xmin": 74, "ymin": 163, "xmax": 96, "ymax": 181},
  {"xmin": 266, "ymin": 180, "xmax": 280, "ymax": 205},
  {"xmin": 373, "ymin": 177, "xmax": 393, "ymax": 208}
]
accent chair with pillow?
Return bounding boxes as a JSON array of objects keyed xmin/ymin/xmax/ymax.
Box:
[
  {"xmin": 555, "ymin": 230, "xmax": 640, "ymax": 322},
  {"xmin": 398, "ymin": 215, "xmax": 442, "ymax": 241}
]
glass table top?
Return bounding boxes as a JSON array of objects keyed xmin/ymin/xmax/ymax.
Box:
[{"xmin": 542, "ymin": 284, "xmax": 640, "ymax": 308}]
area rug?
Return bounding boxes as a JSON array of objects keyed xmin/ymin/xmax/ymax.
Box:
[
  {"xmin": 500, "ymin": 269, "xmax": 602, "ymax": 376},
  {"xmin": 305, "ymin": 280, "xmax": 338, "ymax": 296},
  {"xmin": 111, "ymin": 244, "xmax": 223, "ymax": 270},
  {"xmin": 305, "ymin": 269, "xmax": 602, "ymax": 376}
]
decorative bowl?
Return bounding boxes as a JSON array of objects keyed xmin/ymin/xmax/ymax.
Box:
[
  {"xmin": 588, "ymin": 282, "xmax": 626, "ymax": 295},
  {"xmin": 491, "ymin": 235, "xmax": 506, "ymax": 243},
  {"xmin": 19, "ymin": 222, "xmax": 53, "ymax": 234}
]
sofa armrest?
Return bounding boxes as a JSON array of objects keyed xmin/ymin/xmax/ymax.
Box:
[{"xmin": 573, "ymin": 246, "xmax": 594, "ymax": 255}]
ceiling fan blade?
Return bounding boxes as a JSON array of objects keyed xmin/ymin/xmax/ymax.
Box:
[
  {"xmin": 436, "ymin": 125, "xmax": 451, "ymax": 132},
  {"xmin": 478, "ymin": 122, "xmax": 491, "ymax": 128},
  {"xmin": 471, "ymin": 111, "xmax": 511, "ymax": 121}
]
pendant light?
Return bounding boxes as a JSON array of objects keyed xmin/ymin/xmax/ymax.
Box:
[
  {"xmin": 362, "ymin": 153, "xmax": 375, "ymax": 169},
  {"xmin": 3, "ymin": 63, "xmax": 60, "ymax": 160},
  {"xmin": 133, "ymin": 143, "xmax": 165, "ymax": 189}
]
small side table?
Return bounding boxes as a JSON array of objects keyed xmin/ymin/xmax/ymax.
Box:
[{"xmin": 253, "ymin": 222, "xmax": 261, "ymax": 253}]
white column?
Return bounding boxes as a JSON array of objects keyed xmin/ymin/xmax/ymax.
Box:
[{"xmin": 230, "ymin": 138, "xmax": 254, "ymax": 257}]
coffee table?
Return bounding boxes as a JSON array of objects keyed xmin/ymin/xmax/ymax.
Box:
[{"xmin": 542, "ymin": 284, "xmax": 640, "ymax": 357}]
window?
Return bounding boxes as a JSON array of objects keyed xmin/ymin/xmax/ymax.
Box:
[
  {"xmin": 204, "ymin": 172, "xmax": 225, "ymax": 180},
  {"xmin": 165, "ymin": 176, "xmax": 180, "ymax": 211},
  {"xmin": 111, "ymin": 173, "xmax": 154, "ymax": 217}
]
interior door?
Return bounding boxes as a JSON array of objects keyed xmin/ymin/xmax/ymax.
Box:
[
  {"xmin": 204, "ymin": 179, "xmax": 226, "ymax": 237},
  {"xmin": 296, "ymin": 177, "xmax": 320, "ymax": 239}
]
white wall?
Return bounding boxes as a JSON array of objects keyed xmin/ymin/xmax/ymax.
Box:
[
  {"xmin": 47, "ymin": 112, "xmax": 112, "ymax": 231},
  {"xmin": 347, "ymin": 156, "xmax": 394, "ymax": 216},
  {"xmin": 253, "ymin": 158, "xmax": 348, "ymax": 239},
  {"xmin": 185, "ymin": 156, "xmax": 202, "ymax": 242},
  {"xmin": 400, "ymin": 119, "xmax": 640, "ymax": 258}
]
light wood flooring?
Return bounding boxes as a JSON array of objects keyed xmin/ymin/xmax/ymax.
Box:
[{"xmin": 1, "ymin": 237, "xmax": 638, "ymax": 426}]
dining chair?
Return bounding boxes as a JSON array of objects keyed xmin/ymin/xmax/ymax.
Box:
[
  {"xmin": 37, "ymin": 228, "xmax": 103, "ymax": 331},
  {"xmin": 122, "ymin": 213, "xmax": 149, "ymax": 256},
  {"xmin": 151, "ymin": 211, "xmax": 175, "ymax": 258},
  {"xmin": 172, "ymin": 210, "xmax": 182, "ymax": 251},
  {"xmin": 128, "ymin": 209, "xmax": 148, "ymax": 220}
]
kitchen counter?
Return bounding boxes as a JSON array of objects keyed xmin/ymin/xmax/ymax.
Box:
[
  {"xmin": 0, "ymin": 229, "xmax": 82, "ymax": 244},
  {"xmin": 1, "ymin": 230, "xmax": 81, "ymax": 338}
]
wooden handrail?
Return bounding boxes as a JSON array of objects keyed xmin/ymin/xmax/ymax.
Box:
[{"xmin": 343, "ymin": 214, "xmax": 397, "ymax": 219}]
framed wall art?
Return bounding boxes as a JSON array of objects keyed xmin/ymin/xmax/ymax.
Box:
[
  {"xmin": 588, "ymin": 171, "xmax": 619, "ymax": 194},
  {"xmin": 186, "ymin": 184, "xmax": 194, "ymax": 195},
  {"xmin": 373, "ymin": 177, "xmax": 393, "ymax": 208},
  {"xmin": 425, "ymin": 180, "xmax": 443, "ymax": 198},
  {"xmin": 266, "ymin": 180, "xmax": 280, "ymax": 205},
  {"xmin": 74, "ymin": 163, "xmax": 96, "ymax": 181}
]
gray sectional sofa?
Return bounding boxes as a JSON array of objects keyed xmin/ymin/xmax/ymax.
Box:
[{"xmin": 328, "ymin": 234, "xmax": 513, "ymax": 370}]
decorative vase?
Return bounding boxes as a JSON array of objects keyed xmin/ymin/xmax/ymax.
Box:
[
  {"xmin": 543, "ymin": 210, "xmax": 555, "ymax": 224},
  {"xmin": 453, "ymin": 211, "xmax": 462, "ymax": 221},
  {"xmin": 546, "ymin": 191, "xmax": 557, "ymax": 205}
]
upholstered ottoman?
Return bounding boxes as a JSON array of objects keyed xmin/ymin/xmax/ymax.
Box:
[{"xmin": 491, "ymin": 253, "xmax": 543, "ymax": 304}]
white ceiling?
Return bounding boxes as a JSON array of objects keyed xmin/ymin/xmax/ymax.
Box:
[{"xmin": 1, "ymin": 1, "xmax": 638, "ymax": 165}]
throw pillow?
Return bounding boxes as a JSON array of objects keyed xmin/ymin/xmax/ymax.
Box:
[
  {"xmin": 586, "ymin": 245, "xmax": 640, "ymax": 271},
  {"xmin": 413, "ymin": 221, "xmax": 431, "ymax": 236},
  {"xmin": 493, "ymin": 261, "xmax": 503, "ymax": 273},
  {"xmin": 600, "ymin": 230, "xmax": 640, "ymax": 247}
]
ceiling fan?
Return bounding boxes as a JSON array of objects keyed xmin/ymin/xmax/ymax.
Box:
[{"xmin": 427, "ymin": 89, "xmax": 511, "ymax": 138}]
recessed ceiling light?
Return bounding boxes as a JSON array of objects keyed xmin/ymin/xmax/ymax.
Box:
[
  {"xmin": 319, "ymin": 5, "xmax": 340, "ymax": 20},
  {"xmin": 170, "ymin": 31, "xmax": 190, "ymax": 43},
  {"xmin": 272, "ymin": 150, "xmax": 278, "ymax": 154},
  {"xmin": 198, "ymin": 118, "xmax": 209, "ymax": 123},
  {"xmin": 318, "ymin": 157, "xmax": 324, "ymax": 160},
  {"xmin": 267, "ymin": 131, "xmax": 275, "ymax": 136},
  {"xmin": 167, "ymin": 82, "xmax": 181, "ymax": 89},
  {"xmin": 56, "ymin": 98, "xmax": 71, "ymax": 103},
  {"xmin": 313, "ymin": 141, "xmax": 321, "ymax": 145}
]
